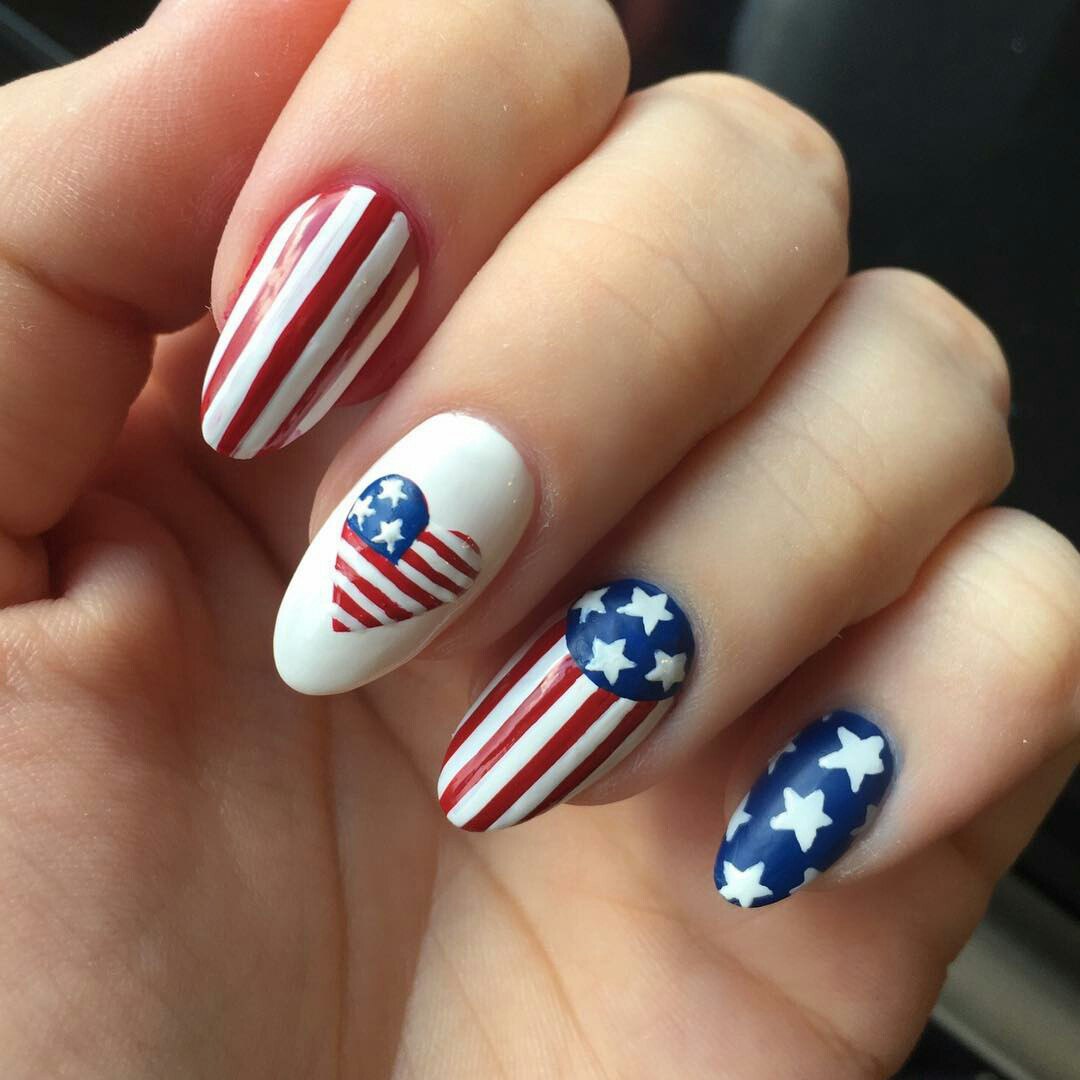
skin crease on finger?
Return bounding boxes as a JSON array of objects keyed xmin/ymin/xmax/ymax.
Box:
[{"xmin": 0, "ymin": 5, "xmax": 1076, "ymax": 1080}]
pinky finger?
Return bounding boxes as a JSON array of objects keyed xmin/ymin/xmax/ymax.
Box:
[{"xmin": 714, "ymin": 508, "xmax": 1080, "ymax": 907}]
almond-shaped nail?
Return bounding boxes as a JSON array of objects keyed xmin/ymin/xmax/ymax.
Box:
[
  {"xmin": 715, "ymin": 710, "xmax": 895, "ymax": 908},
  {"xmin": 202, "ymin": 185, "xmax": 419, "ymax": 458},
  {"xmin": 274, "ymin": 413, "xmax": 532, "ymax": 694},
  {"xmin": 438, "ymin": 579, "xmax": 695, "ymax": 831}
]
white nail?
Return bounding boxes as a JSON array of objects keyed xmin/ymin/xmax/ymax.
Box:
[{"xmin": 274, "ymin": 413, "xmax": 533, "ymax": 695}]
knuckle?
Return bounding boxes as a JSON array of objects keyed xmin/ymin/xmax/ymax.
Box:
[
  {"xmin": 849, "ymin": 269, "xmax": 1011, "ymax": 411},
  {"xmin": 522, "ymin": 0, "xmax": 630, "ymax": 111},
  {"xmin": 657, "ymin": 73, "xmax": 850, "ymax": 222},
  {"xmin": 956, "ymin": 509, "xmax": 1080, "ymax": 715}
]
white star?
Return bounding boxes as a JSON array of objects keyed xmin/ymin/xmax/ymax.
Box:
[
  {"xmin": 585, "ymin": 637, "xmax": 636, "ymax": 686},
  {"xmin": 725, "ymin": 793, "xmax": 752, "ymax": 841},
  {"xmin": 377, "ymin": 477, "xmax": 408, "ymax": 508},
  {"xmin": 718, "ymin": 860, "xmax": 773, "ymax": 908},
  {"xmin": 769, "ymin": 787, "xmax": 833, "ymax": 853},
  {"xmin": 615, "ymin": 587, "xmax": 674, "ymax": 636},
  {"xmin": 850, "ymin": 802, "xmax": 879, "ymax": 837},
  {"xmin": 767, "ymin": 741, "xmax": 797, "ymax": 774},
  {"xmin": 791, "ymin": 867, "xmax": 820, "ymax": 894},
  {"xmin": 818, "ymin": 726, "xmax": 885, "ymax": 793},
  {"xmin": 370, "ymin": 518, "xmax": 405, "ymax": 553},
  {"xmin": 645, "ymin": 649, "xmax": 687, "ymax": 692},
  {"xmin": 572, "ymin": 587, "xmax": 609, "ymax": 623},
  {"xmin": 350, "ymin": 495, "xmax": 376, "ymax": 523}
]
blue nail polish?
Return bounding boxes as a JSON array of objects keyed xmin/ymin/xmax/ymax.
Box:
[{"xmin": 714, "ymin": 710, "xmax": 894, "ymax": 908}]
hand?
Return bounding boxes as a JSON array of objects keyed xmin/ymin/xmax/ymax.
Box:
[{"xmin": 0, "ymin": 2, "xmax": 1076, "ymax": 1077}]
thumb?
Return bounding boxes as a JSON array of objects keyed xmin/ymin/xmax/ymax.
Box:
[{"xmin": 0, "ymin": 0, "xmax": 345, "ymax": 546}]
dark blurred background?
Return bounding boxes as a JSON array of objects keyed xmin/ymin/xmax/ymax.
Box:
[{"xmin": 2, "ymin": 2, "xmax": 1077, "ymax": 1077}]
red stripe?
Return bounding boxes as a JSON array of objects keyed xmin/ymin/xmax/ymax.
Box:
[
  {"xmin": 331, "ymin": 617, "xmax": 351, "ymax": 633},
  {"xmin": 214, "ymin": 192, "xmax": 398, "ymax": 457},
  {"xmin": 452, "ymin": 530, "xmax": 481, "ymax": 556},
  {"xmin": 439, "ymin": 656, "xmax": 582, "ymax": 815},
  {"xmin": 419, "ymin": 530, "xmax": 479, "ymax": 578},
  {"xmin": 523, "ymin": 700, "xmax": 657, "ymax": 824},
  {"xmin": 459, "ymin": 686, "xmax": 624, "ymax": 832},
  {"xmin": 443, "ymin": 620, "xmax": 567, "ymax": 763},
  {"xmin": 341, "ymin": 529, "xmax": 440, "ymax": 609},
  {"xmin": 331, "ymin": 583, "xmax": 380, "ymax": 629},
  {"xmin": 262, "ymin": 243, "xmax": 419, "ymax": 453},
  {"xmin": 400, "ymin": 548, "xmax": 464, "ymax": 595},
  {"xmin": 202, "ymin": 193, "xmax": 340, "ymax": 413},
  {"xmin": 335, "ymin": 554, "xmax": 412, "ymax": 623}
]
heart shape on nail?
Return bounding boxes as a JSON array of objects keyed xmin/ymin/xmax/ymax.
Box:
[{"xmin": 330, "ymin": 474, "xmax": 481, "ymax": 632}]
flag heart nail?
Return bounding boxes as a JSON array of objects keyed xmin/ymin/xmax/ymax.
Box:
[
  {"xmin": 274, "ymin": 413, "xmax": 533, "ymax": 696},
  {"xmin": 332, "ymin": 474, "xmax": 481, "ymax": 632}
]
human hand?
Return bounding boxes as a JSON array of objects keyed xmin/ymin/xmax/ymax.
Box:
[{"xmin": 0, "ymin": 2, "xmax": 1076, "ymax": 1077}]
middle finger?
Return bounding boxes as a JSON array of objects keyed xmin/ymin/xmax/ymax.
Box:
[{"xmin": 275, "ymin": 74, "xmax": 850, "ymax": 693}]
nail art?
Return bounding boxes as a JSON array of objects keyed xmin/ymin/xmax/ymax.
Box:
[
  {"xmin": 715, "ymin": 710, "xmax": 894, "ymax": 908},
  {"xmin": 202, "ymin": 185, "xmax": 419, "ymax": 458},
  {"xmin": 274, "ymin": 413, "xmax": 532, "ymax": 695},
  {"xmin": 438, "ymin": 578, "xmax": 695, "ymax": 832}
]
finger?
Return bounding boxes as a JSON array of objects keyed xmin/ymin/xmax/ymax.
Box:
[
  {"xmin": 199, "ymin": 0, "xmax": 630, "ymax": 457},
  {"xmin": 274, "ymin": 74, "xmax": 850, "ymax": 693},
  {"xmin": 0, "ymin": 0, "xmax": 346, "ymax": 542},
  {"xmin": 715, "ymin": 508, "xmax": 1080, "ymax": 906},
  {"xmin": 434, "ymin": 268, "xmax": 1012, "ymax": 831}
]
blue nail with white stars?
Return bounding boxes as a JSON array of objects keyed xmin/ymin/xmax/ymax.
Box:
[{"xmin": 715, "ymin": 711, "xmax": 894, "ymax": 908}]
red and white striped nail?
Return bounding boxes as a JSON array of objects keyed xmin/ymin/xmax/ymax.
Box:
[
  {"xmin": 202, "ymin": 185, "xmax": 419, "ymax": 458},
  {"xmin": 438, "ymin": 578, "xmax": 695, "ymax": 831}
]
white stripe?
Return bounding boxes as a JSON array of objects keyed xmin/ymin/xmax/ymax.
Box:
[
  {"xmin": 288, "ymin": 262, "xmax": 419, "ymax": 442},
  {"xmin": 559, "ymin": 698, "xmax": 671, "ymax": 804},
  {"xmin": 437, "ymin": 636, "xmax": 569, "ymax": 797},
  {"xmin": 488, "ymin": 695, "xmax": 651, "ymax": 831},
  {"xmin": 337, "ymin": 540, "xmax": 427, "ymax": 616},
  {"xmin": 448, "ymin": 616, "xmax": 564, "ymax": 740},
  {"xmin": 426, "ymin": 523, "xmax": 482, "ymax": 572},
  {"xmin": 333, "ymin": 569, "xmax": 392, "ymax": 626},
  {"xmin": 393, "ymin": 556, "xmax": 458, "ymax": 604},
  {"xmin": 444, "ymin": 675, "xmax": 598, "ymax": 827},
  {"xmin": 231, "ymin": 210, "xmax": 411, "ymax": 459},
  {"xmin": 202, "ymin": 188, "xmax": 373, "ymax": 448},
  {"xmin": 202, "ymin": 196, "xmax": 317, "ymax": 393},
  {"xmin": 330, "ymin": 604, "xmax": 366, "ymax": 631},
  {"xmin": 411, "ymin": 540, "xmax": 473, "ymax": 590}
]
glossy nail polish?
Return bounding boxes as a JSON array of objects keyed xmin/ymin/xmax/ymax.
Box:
[
  {"xmin": 274, "ymin": 413, "xmax": 532, "ymax": 694},
  {"xmin": 438, "ymin": 578, "xmax": 695, "ymax": 831},
  {"xmin": 202, "ymin": 184, "xmax": 419, "ymax": 458},
  {"xmin": 715, "ymin": 710, "xmax": 894, "ymax": 908}
]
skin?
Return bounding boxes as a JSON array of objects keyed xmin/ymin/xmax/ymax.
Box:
[{"xmin": 0, "ymin": 1, "xmax": 1075, "ymax": 1077}]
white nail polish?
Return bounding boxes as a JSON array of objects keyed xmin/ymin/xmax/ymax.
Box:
[{"xmin": 274, "ymin": 413, "xmax": 533, "ymax": 695}]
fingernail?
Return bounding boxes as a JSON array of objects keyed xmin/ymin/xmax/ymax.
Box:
[
  {"xmin": 274, "ymin": 413, "xmax": 532, "ymax": 694},
  {"xmin": 715, "ymin": 710, "xmax": 895, "ymax": 908},
  {"xmin": 438, "ymin": 579, "xmax": 695, "ymax": 831},
  {"xmin": 202, "ymin": 184, "xmax": 419, "ymax": 458}
]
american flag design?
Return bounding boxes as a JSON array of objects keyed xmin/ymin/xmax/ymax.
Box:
[
  {"xmin": 715, "ymin": 710, "xmax": 894, "ymax": 907},
  {"xmin": 439, "ymin": 578, "xmax": 694, "ymax": 832},
  {"xmin": 331, "ymin": 473, "xmax": 481, "ymax": 633},
  {"xmin": 201, "ymin": 185, "xmax": 419, "ymax": 459}
]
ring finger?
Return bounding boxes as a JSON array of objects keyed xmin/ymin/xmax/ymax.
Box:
[{"xmin": 434, "ymin": 266, "xmax": 1012, "ymax": 831}]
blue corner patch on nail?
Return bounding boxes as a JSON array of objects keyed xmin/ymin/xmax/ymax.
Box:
[{"xmin": 715, "ymin": 710, "xmax": 894, "ymax": 908}]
